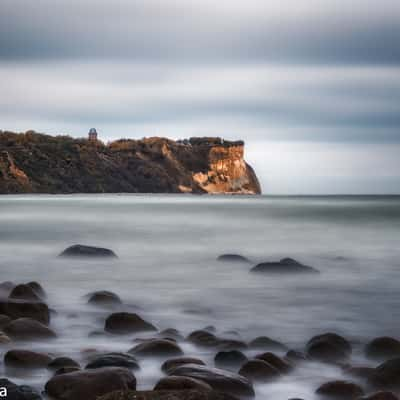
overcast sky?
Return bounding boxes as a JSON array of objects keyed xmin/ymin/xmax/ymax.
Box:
[{"xmin": 1, "ymin": 0, "xmax": 399, "ymax": 194}]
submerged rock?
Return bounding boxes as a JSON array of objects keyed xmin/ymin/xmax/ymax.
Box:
[
  {"xmin": 0, "ymin": 378, "xmax": 42, "ymax": 400},
  {"xmin": 187, "ymin": 330, "xmax": 220, "ymax": 347},
  {"xmin": 104, "ymin": 312, "xmax": 157, "ymax": 334},
  {"xmin": 161, "ymin": 357, "xmax": 206, "ymax": 374},
  {"xmin": 248, "ymin": 336, "xmax": 287, "ymax": 351},
  {"xmin": 87, "ymin": 291, "xmax": 122, "ymax": 306},
  {"xmin": 365, "ymin": 337, "xmax": 400, "ymax": 361},
  {"xmin": 26, "ymin": 281, "xmax": 46, "ymax": 299},
  {"xmin": 238, "ymin": 359, "xmax": 281, "ymax": 382},
  {"xmin": 45, "ymin": 367, "xmax": 136, "ymax": 400},
  {"xmin": 214, "ymin": 350, "xmax": 248, "ymax": 371},
  {"xmin": 368, "ymin": 357, "xmax": 400, "ymax": 390},
  {"xmin": 169, "ymin": 364, "xmax": 255, "ymax": 398},
  {"xmin": 9, "ymin": 284, "xmax": 41, "ymax": 301},
  {"xmin": 359, "ymin": 392, "xmax": 399, "ymax": 400},
  {"xmin": 4, "ymin": 349, "xmax": 52, "ymax": 369},
  {"xmin": 0, "ymin": 299, "xmax": 50, "ymax": 324},
  {"xmin": 154, "ymin": 376, "xmax": 213, "ymax": 392},
  {"xmin": 250, "ymin": 258, "xmax": 319, "ymax": 274},
  {"xmin": 3, "ymin": 317, "xmax": 56, "ymax": 340},
  {"xmin": 254, "ymin": 352, "xmax": 293, "ymax": 374},
  {"xmin": 98, "ymin": 390, "xmax": 239, "ymax": 400},
  {"xmin": 217, "ymin": 255, "xmax": 251, "ymax": 263},
  {"xmin": 315, "ymin": 380, "xmax": 364, "ymax": 399},
  {"xmin": 157, "ymin": 328, "xmax": 185, "ymax": 341},
  {"xmin": 306, "ymin": 333, "xmax": 352, "ymax": 363},
  {"xmin": 59, "ymin": 244, "xmax": 118, "ymax": 258},
  {"xmin": 86, "ymin": 353, "xmax": 139, "ymax": 370},
  {"xmin": 129, "ymin": 339, "xmax": 183, "ymax": 358},
  {"xmin": 48, "ymin": 357, "xmax": 80, "ymax": 371}
]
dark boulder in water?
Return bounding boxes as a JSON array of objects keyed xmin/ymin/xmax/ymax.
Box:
[
  {"xmin": 161, "ymin": 357, "xmax": 206, "ymax": 374},
  {"xmin": 45, "ymin": 367, "xmax": 136, "ymax": 400},
  {"xmin": 169, "ymin": 364, "xmax": 255, "ymax": 398},
  {"xmin": 248, "ymin": 336, "xmax": 287, "ymax": 351},
  {"xmin": 254, "ymin": 352, "xmax": 293, "ymax": 374},
  {"xmin": 359, "ymin": 392, "xmax": 399, "ymax": 400},
  {"xmin": 187, "ymin": 330, "xmax": 220, "ymax": 347},
  {"xmin": 217, "ymin": 254, "xmax": 251, "ymax": 263},
  {"xmin": 129, "ymin": 339, "xmax": 183, "ymax": 358},
  {"xmin": 154, "ymin": 376, "xmax": 213, "ymax": 392},
  {"xmin": 54, "ymin": 366, "xmax": 81, "ymax": 376},
  {"xmin": 285, "ymin": 350, "xmax": 307, "ymax": 363},
  {"xmin": 3, "ymin": 317, "xmax": 56, "ymax": 340},
  {"xmin": 0, "ymin": 299, "xmax": 50, "ymax": 325},
  {"xmin": 4, "ymin": 349, "xmax": 52, "ymax": 369},
  {"xmin": 250, "ymin": 258, "xmax": 319, "ymax": 274},
  {"xmin": 238, "ymin": 359, "xmax": 281, "ymax": 382},
  {"xmin": 86, "ymin": 353, "xmax": 139, "ymax": 370},
  {"xmin": 87, "ymin": 291, "xmax": 122, "ymax": 306},
  {"xmin": 315, "ymin": 380, "xmax": 364, "ymax": 399},
  {"xmin": 59, "ymin": 244, "xmax": 118, "ymax": 258},
  {"xmin": 368, "ymin": 357, "xmax": 400, "ymax": 390},
  {"xmin": 306, "ymin": 333, "xmax": 352, "ymax": 363},
  {"xmin": 9, "ymin": 284, "xmax": 41, "ymax": 301},
  {"xmin": 26, "ymin": 281, "xmax": 46, "ymax": 299},
  {"xmin": 157, "ymin": 328, "xmax": 185, "ymax": 341},
  {"xmin": 365, "ymin": 337, "xmax": 400, "ymax": 361},
  {"xmin": 0, "ymin": 378, "xmax": 42, "ymax": 400},
  {"xmin": 98, "ymin": 390, "xmax": 239, "ymax": 400},
  {"xmin": 214, "ymin": 350, "xmax": 248, "ymax": 371},
  {"xmin": 104, "ymin": 312, "xmax": 157, "ymax": 334},
  {"xmin": 48, "ymin": 357, "xmax": 80, "ymax": 371}
]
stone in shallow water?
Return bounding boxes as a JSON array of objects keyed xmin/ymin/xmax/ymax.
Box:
[
  {"xmin": 365, "ymin": 337, "xmax": 400, "ymax": 361},
  {"xmin": 4, "ymin": 349, "xmax": 52, "ymax": 369},
  {"xmin": 306, "ymin": 332, "xmax": 352, "ymax": 363},
  {"xmin": 214, "ymin": 350, "xmax": 248, "ymax": 371},
  {"xmin": 3, "ymin": 317, "xmax": 56, "ymax": 340},
  {"xmin": 248, "ymin": 336, "xmax": 287, "ymax": 351},
  {"xmin": 238, "ymin": 359, "xmax": 281, "ymax": 382},
  {"xmin": 85, "ymin": 353, "xmax": 139, "ymax": 370},
  {"xmin": 0, "ymin": 299, "xmax": 50, "ymax": 324},
  {"xmin": 9, "ymin": 284, "xmax": 41, "ymax": 301},
  {"xmin": 48, "ymin": 357, "xmax": 80, "ymax": 371},
  {"xmin": 129, "ymin": 339, "xmax": 183, "ymax": 358},
  {"xmin": 161, "ymin": 357, "xmax": 206, "ymax": 374},
  {"xmin": 154, "ymin": 376, "xmax": 213, "ymax": 392},
  {"xmin": 254, "ymin": 352, "xmax": 293, "ymax": 374},
  {"xmin": 217, "ymin": 254, "xmax": 251, "ymax": 263},
  {"xmin": 87, "ymin": 290, "xmax": 122, "ymax": 306},
  {"xmin": 104, "ymin": 312, "xmax": 157, "ymax": 334},
  {"xmin": 368, "ymin": 357, "xmax": 400, "ymax": 390},
  {"xmin": 59, "ymin": 244, "xmax": 118, "ymax": 258},
  {"xmin": 315, "ymin": 380, "xmax": 364, "ymax": 400},
  {"xmin": 250, "ymin": 257, "xmax": 319, "ymax": 274}
]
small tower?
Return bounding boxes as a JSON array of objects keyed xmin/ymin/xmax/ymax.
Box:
[{"xmin": 88, "ymin": 128, "xmax": 98, "ymax": 142}]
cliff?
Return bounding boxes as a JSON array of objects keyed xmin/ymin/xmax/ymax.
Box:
[{"xmin": 0, "ymin": 131, "xmax": 261, "ymax": 195}]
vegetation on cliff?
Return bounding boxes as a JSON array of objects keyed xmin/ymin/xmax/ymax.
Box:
[{"xmin": 0, "ymin": 131, "xmax": 261, "ymax": 194}]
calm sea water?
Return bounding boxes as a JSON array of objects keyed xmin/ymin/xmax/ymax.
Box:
[{"xmin": 0, "ymin": 194, "xmax": 399, "ymax": 399}]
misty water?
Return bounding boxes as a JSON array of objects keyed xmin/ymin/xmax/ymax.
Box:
[{"xmin": 0, "ymin": 194, "xmax": 400, "ymax": 399}]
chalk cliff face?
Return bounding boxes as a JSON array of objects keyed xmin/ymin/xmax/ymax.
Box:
[{"xmin": 0, "ymin": 131, "xmax": 261, "ymax": 195}]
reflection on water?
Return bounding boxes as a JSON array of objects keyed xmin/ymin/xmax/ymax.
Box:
[{"xmin": 0, "ymin": 194, "xmax": 399, "ymax": 398}]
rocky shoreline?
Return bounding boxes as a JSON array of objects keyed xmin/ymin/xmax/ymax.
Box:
[{"xmin": 0, "ymin": 247, "xmax": 399, "ymax": 400}]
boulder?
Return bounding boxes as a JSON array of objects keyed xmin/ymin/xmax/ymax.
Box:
[
  {"xmin": 187, "ymin": 330, "xmax": 219, "ymax": 347},
  {"xmin": 86, "ymin": 353, "xmax": 139, "ymax": 370},
  {"xmin": 218, "ymin": 339, "xmax": 247, "ymax": 351},
  {"xmin": 217, "ymin": 254, "xmax": 250, "ymax": 263},
  {"xmin": 59, "ymin": 244, "xmax": 118, "ymax": 258},
  {"xmin": 45, "ymin": 367, "xmax": 136, "ymax": 400},
  {"xmin": 87, "ymin": 291, "xmax": 122, "ymax": 306},
  {"xmin": 3, "ymin": 317, "xmax": 56, "ymax": 340},
  {"xmin": 170, "ymin": 364, "xmax": 254, "ymax": 398},
  {"xmin": 315, "ymin": 380, "xmax": 364, "ymax": 399},
  {"xmin": 48, "ymin": 357, "xmax": 80, "ymax": 371},
  {"xmin": 161, "ymin": 357, "xmax": 206, "ymax": 374},
  {"xmin": 54, "ymin": 367, "xmax": 81, "ymax": 376},
  {"xmin": 9, "ymin": 284, "xmax": 41, "ymax": 301},
  {"xmin": 98, "ymin": 390, "xmax": 239, "ymax": 400},
  {"xmin": 0, "ymin": 378, "xmax": 42, "ymax": 400},
  {"xmin": 214, "ymin": 351, "xmax": 248, "ymax": 371},
  {"xmin": 285, "ymin": 350, "xmax": 307, "ymax": 363},
  {"xmin": 368, "ymin": 357, "xmax": 400, "ymax": 390},
  {"xmin": 0, "ymin": 299, "xmax": 50, "ymax": 324},
  {"xmin": 129, "ymin": 339, "xmax": 183, "ymax": 358},
  {"xmin": 342, "ymin": 365, "xmax": 375, "ymax": 380},
  {"xmin": 250, "ymin": 258, "xmax": 319, "ymax": 274},
  {"xmin": 359, "ymin": 392, "xmax": 399, "ymax": 400},
  {"xmin": 4, "ymin": 349, "xmax": 52, "ymax": 368},
  {"xmin": 248, "ymin": 336, "xmax": 287, "ymax": 351},
  {"xmin": 238, "ymin": 359, "xmax": 281, "ymax": 382},
  {"xmin": 105, "ymin": 312, "xmax": 156, "ymax": 334},
  {"xmin": 154, "ymin": 376, "xmax": 213, "ymax": 392},
  {"xmin": 306, "ymin": 333, "xmax": 352, "ymax": 363},
  {"xmin": 157, "ymin": 328, "xmax": 185, "ymax": 341},
  {"xmin": 26, "ymin": 281, "xmax": 46, "ymax": 299},
  {"xmin": 365, "ymin": 337, "xmax": 400, "ymax": 361},
  {"xmin": 255, "ymin": 352, "xmax": 293, "ymax": 373}
]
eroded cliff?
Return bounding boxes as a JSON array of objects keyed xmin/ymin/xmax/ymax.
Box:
[{"xmin": 0, "ymin": 131, "xmax": 261, "ymax": 194}]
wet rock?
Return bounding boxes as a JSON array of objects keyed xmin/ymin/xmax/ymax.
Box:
[
  {"xmin": 0, "ymin": 378, "xmax": 42, "ymax": 400},
  {"xmin": 238, "ymin": 359, "xmax": 281, "ymax": 382},
  {"xmin": 154, "ymin": 376, "xmax": 213, "ymax": 392},
  {"xmin": 0, "ymin": 332, "xmax": 11, "ymax": 344},
  {"xmin": 3, "ymin": 317, "xmax": 56, "ymax": 340},
  {"xmin": 54, "ymin": 366, "xmax": 81, "ymax": 376},
  {"xmin": 285, "ymin": 350, "xmax": 307, "ymax": 363},
  {"xmin": 0, "ymin": 299, "xmax": 50, "ymax": 324},
  {"xmin": 217, "ymin": 254, "xmax": 251, "ymax": 263},
  {"xmin": 315, "ymin": 380, "xmax": 364, "ymax": 399},
  {"xmin": 104, "ymin": 312, "xmax": 157, "ymax": 334},
  {"xmin": 45, "ymin": 367, "xmax": 136, "ymax": 400},
  {"xmin": 87, "ymin": 291, "xmax": 122, "ymax": 306},
  {"xmin": 4, "ymin": 349, "xmax": 52, "ymax": 368},
  {"xmin": 255, "ymin": 352, "xmax": 293, "ymax": 373},
  {"xmin": 187, "ymin": 330, "xmax": 220, "ymax": 347},
  {"xmin": 248, "ymin": 336, "xmax": 287, "ymax": 351},
  {"xmin": 129, "ymin": 339, "xmax": 183, "ymax": 358},
  {"xmin": 86, "ymin": 353, "xmax": 139, "ymax": 370},
  {"xmin": 161, "ymin": 357, "xmax": 206, "ymax": 374},
  {"xmin": 158, "ymin": 328, "xmax": 185, "ymax": 341},
  {"xmin": 214, "ymin": 350, "xmax": 248, "ymax": 371},
  {"xmin": 169, "ymin": 364, "xmax": 255, "ymax": 398},
  {"xmin": 59, "ymin": 244, "xmax": 118, "ymax": 258},
  {"xmin": 365, "ymin": 337, "xmax": 400, "ymax": 361},
  {"xmin": 359, "ymin": 392, "xmax": 399, "ymax": 400},
  {"xmin": 306, "ymin": 333, "xmax": 352, "ymax": 363},
  {"xmin": 9, "ymin": 284, "xmax": 41, "ymax": 301},
  {"xmin": 26, "ymin": 281, "xmax": 46, "ymax": 299},
  {"xmin": 250, "ymin": 258, "xmax": 319, "ymax": 274},
  {"xmin": 218, "ymin": 339, "xmax": 247, "ymax": 351},
  {"xmin": 48, "ymin": 357, "xmax": 80, "ymax": 371},
  {"xmin": 368, "ymin": 357, "xmax": 400, "ymax": 390},
  {"xmin": 0, "ymin": 313, "xmax": 12, "ymax": 328},
  {"xmin": 98, "ymin": 390, "xmax": 239, "ymax": 400}
]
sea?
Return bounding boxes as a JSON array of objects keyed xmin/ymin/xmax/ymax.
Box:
[{"xmin": 0, "ymin": 194, "xmax": 399, "ymax": 399}]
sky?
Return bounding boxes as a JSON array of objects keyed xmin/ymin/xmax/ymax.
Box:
[{"xmin": 1, "ymin": 0, "xmax": 400, "ymax": 194}]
